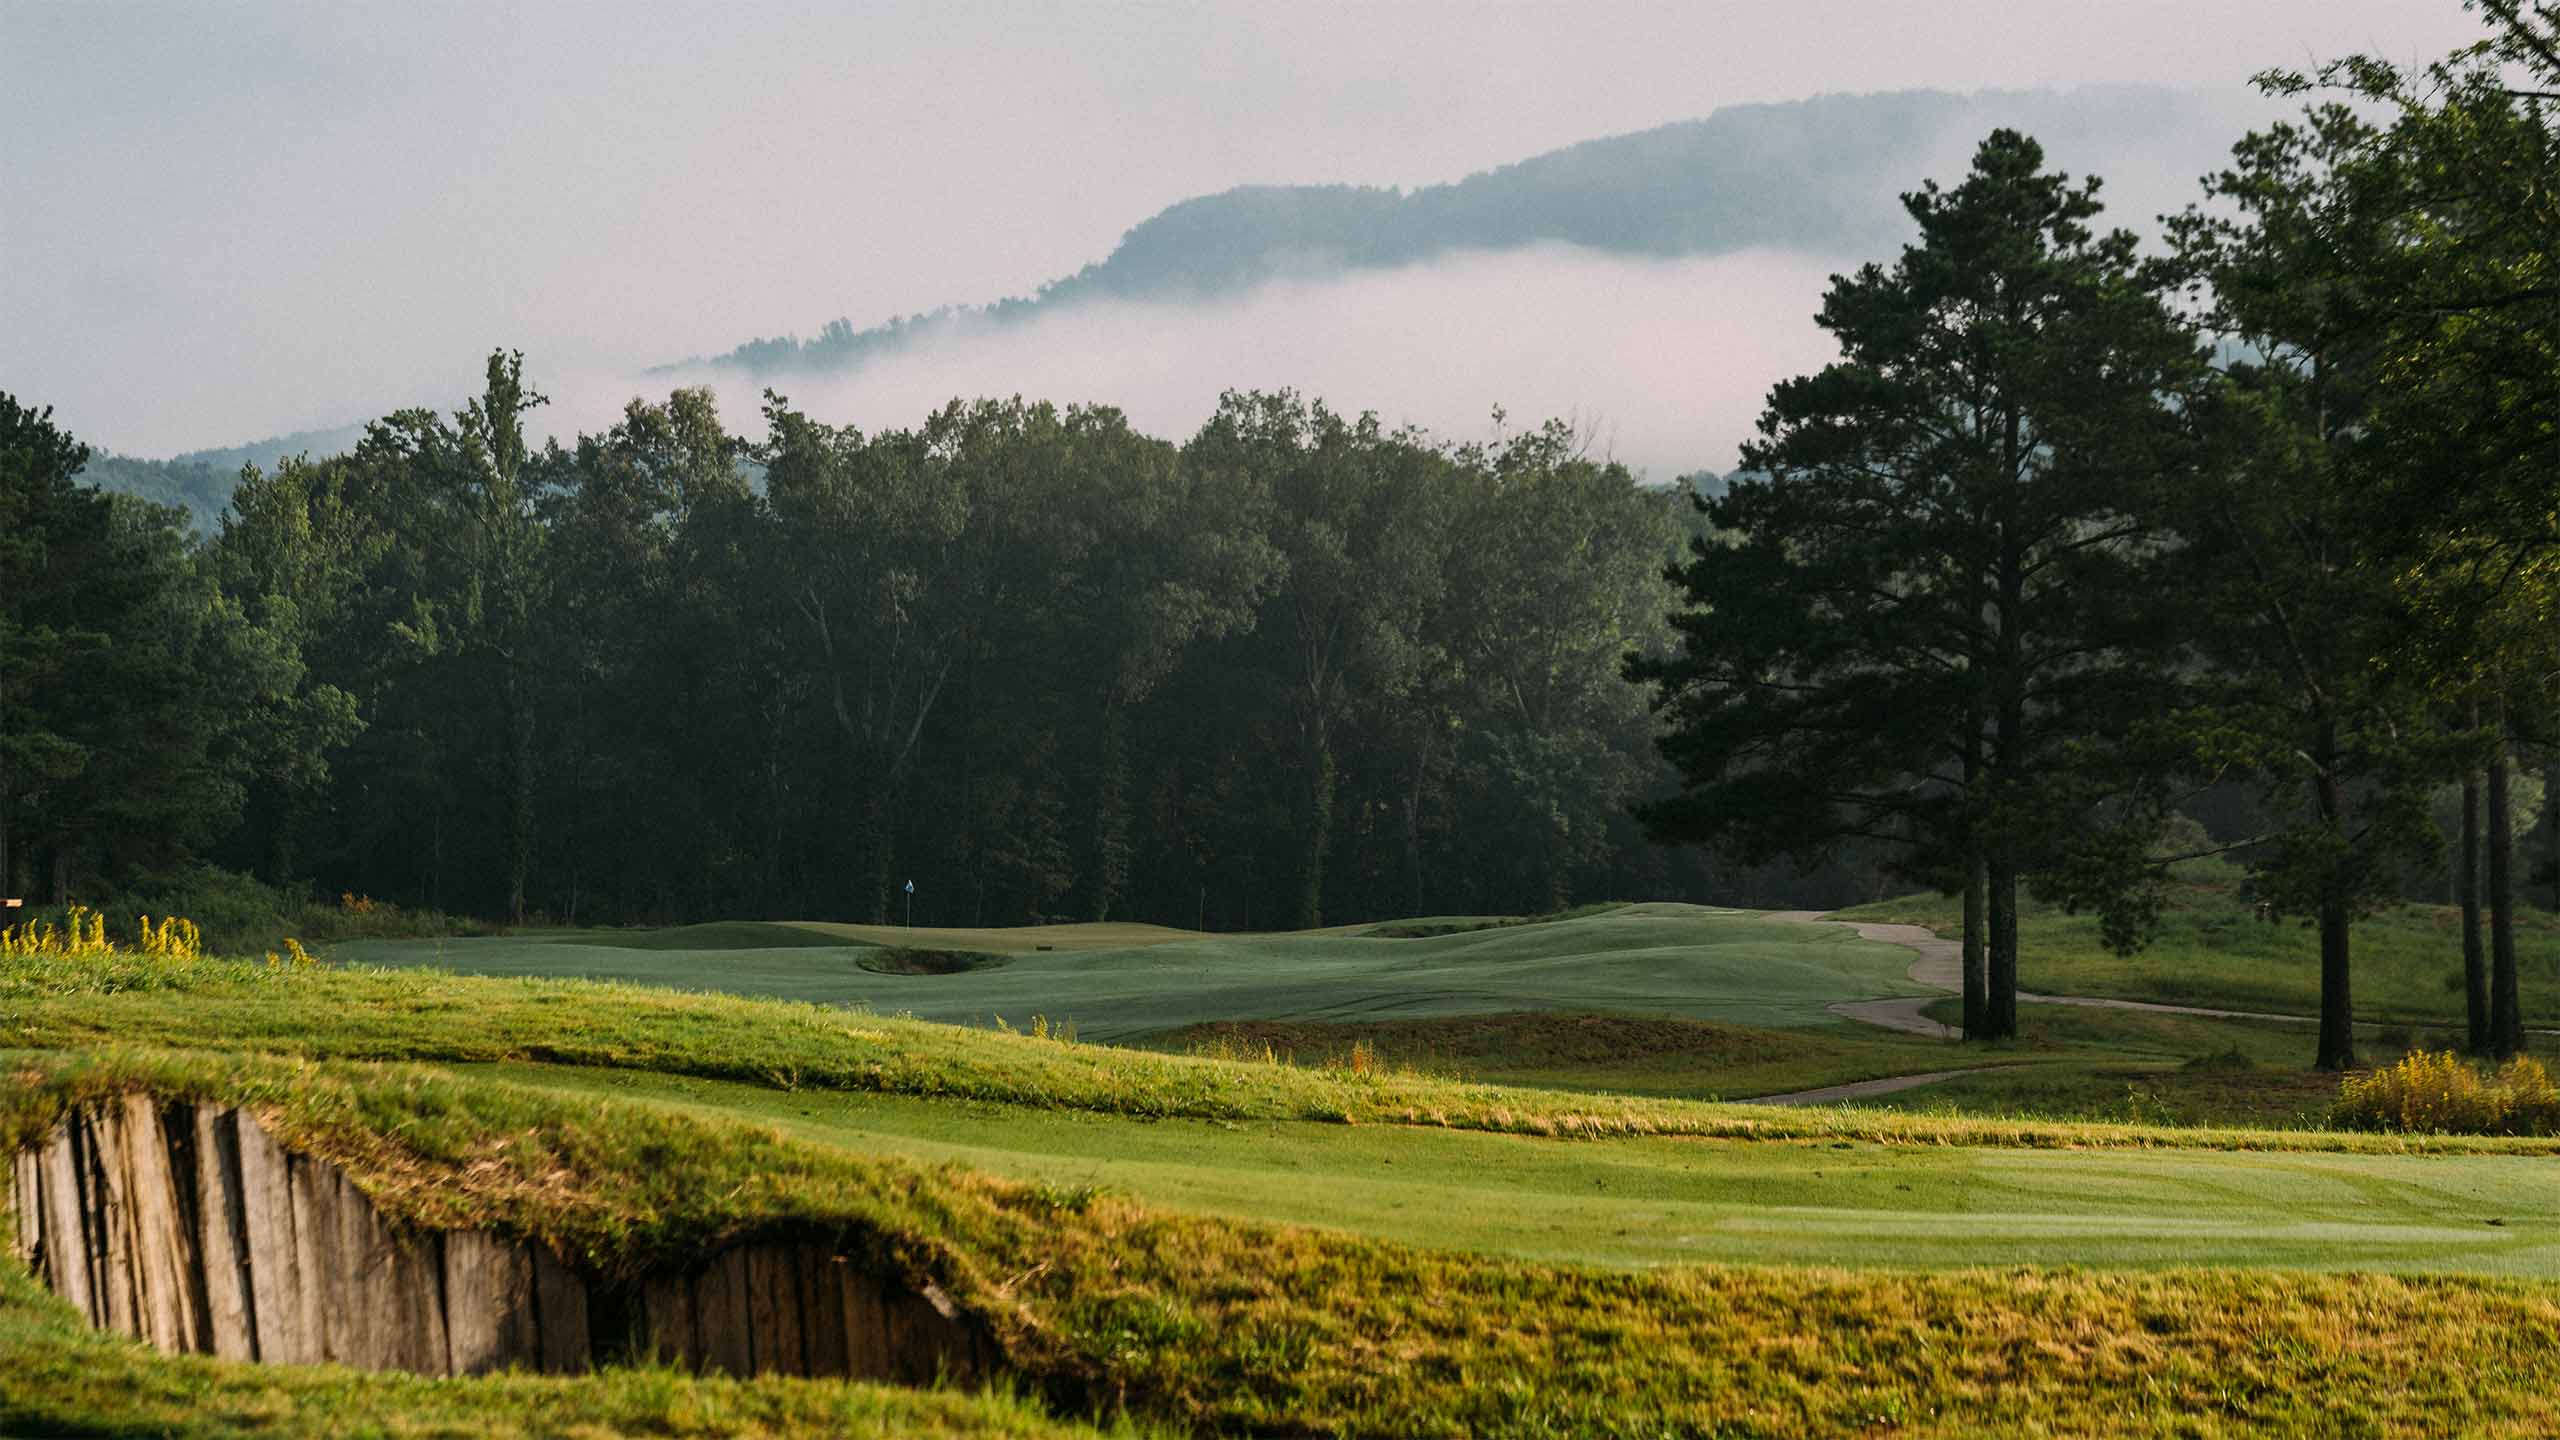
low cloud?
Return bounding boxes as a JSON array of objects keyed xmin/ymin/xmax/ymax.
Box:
[{"xmin": 600, "ymin": 245, "xmax": 1851, "ymax": 482}]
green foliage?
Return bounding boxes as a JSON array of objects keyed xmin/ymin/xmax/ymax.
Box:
[
  {"xmin": 2, "ymin": 397, "xmax": 323, "ymax": 904},
  {"xmin": 1632, "ymin": 130, "xmax": 2204, "ymax": 1039}
]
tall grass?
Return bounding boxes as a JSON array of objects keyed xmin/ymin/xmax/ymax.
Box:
[
  {"xmin": 2334, "ymin": 1051, "xmax": 2560, "ymax": 1136},
  {"xmin": 0, "ymin": 905, "xmax": 200, "ymax": 960}
]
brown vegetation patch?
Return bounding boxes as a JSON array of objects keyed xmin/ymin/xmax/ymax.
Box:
[{"xmin": 1163, "ymin": 1011, "xmax": 1806, "ymax": 1071}]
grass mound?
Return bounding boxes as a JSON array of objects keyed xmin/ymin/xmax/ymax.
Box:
[
  {"xmin": 1365, "ymin": 902, "xmax": 1629, "ymax": 938},
  {"xmin": 556, "ymin": 921, "xmax": 865, "ymax": 952},
  {"xmin": 860, "ymin": 947, "xmax": 1011, "ymax": 976},
  {"xmin": 9, "ymin": 1053, "xmax": 2560, "ymax": 1440},
  {"xmin": 327, "ymin": 903, "xmax": 1933, "ymax": 1040},
  {"xmin": 6, "ymin": 950, "xmax": 2554, "ymax": 1154}
]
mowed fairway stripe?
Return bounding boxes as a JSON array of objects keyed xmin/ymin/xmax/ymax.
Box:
[
  {"xmin": 472, "ymin": 1062, "xmax": 2560, "ymax": 1277},
  {"xmin": 333, "ymin": 907, "xmax": 1935, "ymax": 1037}
]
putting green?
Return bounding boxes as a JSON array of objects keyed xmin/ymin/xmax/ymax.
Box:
[
  {"xmin": 476, "ymin": 1062, "xmax": 2560, "ymax": 1277},
  {"xmin": 333, "ymin": 904, "xmax": 1930, "ymax": 1039}
]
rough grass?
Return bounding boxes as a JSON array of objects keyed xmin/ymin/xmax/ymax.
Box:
[
  {"xmin": 9, "ymin": 1052, "xmax": 2560, "ymax": 1439},
  {"xmin": 1837, "ymin": 881, "xmax": 2560, "ymax": 1027},
  {"xmin": 1149, "ymin": 1010, "xmax": 2008, "ymax": 1100},
  {"xmin": 1362, "ymin": 901, "xmax": 1630, "ymax": 938},
  {"xmin": 10, "ymin": 952, "xmax": 2559, "ymax": 1155},
  {"xmin": 481, "ymin": 1060, "xmax": 2560, "ymax": 1277},
  {"xmin": 1845, "ymin": 1001, "xmax": 2369, "ymax": 1129}
]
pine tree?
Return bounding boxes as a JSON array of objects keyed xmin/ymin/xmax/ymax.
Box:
[{"xmin": 1632, "ymin": 131, "xmax": 2201, "ymax": 1040}]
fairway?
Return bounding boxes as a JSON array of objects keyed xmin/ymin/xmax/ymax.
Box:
[
  {"xmin": 480, "ymin": 1061, "xmax": 2560, "ymax": 1277},
  {"xmin": 331, "ymin": 903, "xmax": 1933, "ymax": 1039}
]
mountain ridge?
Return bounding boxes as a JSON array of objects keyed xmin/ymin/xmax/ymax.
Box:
[
  {"xmin": 691, "ymin": 83, "xmax": 2254, "ymax": 374},
  {"xmin": 85, "ymin": 82, "xmax": 2259, "ymax": 521}
]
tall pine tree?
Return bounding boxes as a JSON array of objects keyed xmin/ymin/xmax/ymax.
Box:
[{"xmin": 1633, "ymin": 131, "xmax": 2201, "ymax": 1040}]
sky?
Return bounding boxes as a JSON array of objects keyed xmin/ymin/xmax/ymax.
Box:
[{"xmin": 1, "ymin": 1, "xmax": 2490, "ymax": 472}]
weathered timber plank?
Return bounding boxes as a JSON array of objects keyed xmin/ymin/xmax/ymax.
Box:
[
  {"xmin": 843, "ymin": 1263, "xmax": 888, "ymax": 1380},
  {"xmin": 39, "ymin": 1125, "xmax": 97, "ymax": 1326},
  {"xmin": 337, "ymin": 1169, "xmax": 399, "ymax": 1371},
  {"xmin": 12, "ymin": 1146, "xmax": 38, "ymax": 1265},
  {"xmin": 444, "ymin": 1229, "xmax": 537, "ymax": 1375},
  {"xmin": 745, "ymin": 1244, "xmax": 805, "ymax": 1375},
  {"xmin": 363, "ymin": 1181, "xmax": 450, "ymax": 1376},
  {"xmin": 192, "ymin": 1108, "xmax": 257, "ymax": 1360},
  {"xmin": 121, "ymin": 1095, "xmax": 204, "ymax": 1353},
  {"xmin": 235, "ymin": 1113, "xmax": 305, "ymax": 1364},
  {"xmin": 695, "ymin": 1247, "xmax": 754, "ymax": 1376},
  {"xmin": 93, "ymin": 1106, "xmax": 141, "ymax": 1340},
  {"xmin": 288, "ymin": 1150, "xmax": 344, "ymax": 1364},
  {"xmin": 637, "ymin": 1271, "xmax": 697, "ymax": 1369},
  {"xmin": 800, "ymin": 1247, "xmax": 849, "ymax": 1377},
  {"xmin": 531, "ymin": 1243, "xmax": 589, "ymax": 1375},
  {"xmin": 400, "ymin": 1225, "xmax": 453, "ymax": 1376}
]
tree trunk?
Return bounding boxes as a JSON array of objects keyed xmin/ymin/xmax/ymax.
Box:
[
  {"xmin": 1402, "ymin": 730, "xmax": 1434, "ymax": 918},
  {"xmin": 2311, "ymin": 719, "xmax": 2355, "ymax": 1071},
  {"xmin": 2462, "ymin": 763, "xmax": 2491, "ymax": 1055},
  {"xmin": 1983, "ymin": 529, "xmax": 2024, "ymax": 1043},
  {"xmin": 1301, "ymin": 736, "xmax": 1335, "ymax": 931},
  {"xmin": 2548, "ymin": 755, "xmax": 2559, "ymax": 913},
  {"xmin": 0, "ymin": 658, "xmax": 12, "ymax": 900},
  {"xmin": 1985, "ymin": 856, "xmax": 2019, "ymax": 1040},
  {"xmin": 1962, "ymin": 850, "xmax": 1988, "ymax": 1041},
  {"xmin": 2488, "ymin": 709, "xmax": 2524, "ymax": 1058},
  {"xmin": 51, "ymin": 846, "xmax": 70, "ymax": 907},
  {"xmin": 2315, "ymin": 889, "xmax": 2355, "ymax": 1071},
  {"xmin": 1090, "ymin": 700, "xmax": 1130, "ymax": 923},
  {"xmin": 858, "ymin": 787, "xmax": 893, "ymax": 925},
  {"xmin": 504, "ymin": 664, "xmax": 535, "ymax": 926}
]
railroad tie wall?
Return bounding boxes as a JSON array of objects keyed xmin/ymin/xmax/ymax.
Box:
[{"xmin": 9, "ymin": 1097, "xmax": 997, "ymax": 1382}]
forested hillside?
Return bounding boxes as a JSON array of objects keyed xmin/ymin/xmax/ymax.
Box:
[
  {"xmin": 706, "ymin": 86, "xmax": 2251, "ymax": 370},
  {"xmin": 75, "ymin": 425, "xmax": 368, "ymax": 533}
]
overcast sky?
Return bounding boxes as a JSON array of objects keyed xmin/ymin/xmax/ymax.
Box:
[{"xmin": 2, "ymin": 1, "xmax": 2489, "ymax": 463}]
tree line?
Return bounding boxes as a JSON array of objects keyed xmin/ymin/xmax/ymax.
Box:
[
  {"xmin": 1634, "ymin": 8, "xmax": 2560, "ymax": 1065},
  {"xmin": 8, "ymin": 7, "xmax": 2558, "ymax": 1079},
  {"xmin": 10, "ymin": 373, "xmax": 1850, "ymax": 938}
]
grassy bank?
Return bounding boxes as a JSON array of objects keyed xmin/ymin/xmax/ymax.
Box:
[
  {"xmin": 7, "ymin": 1052, "xmax": 2560, "ymax": 1439},
  {"xmin": 7, "ymin": 950, "xmax": 2553, "ymax": 1154}
]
